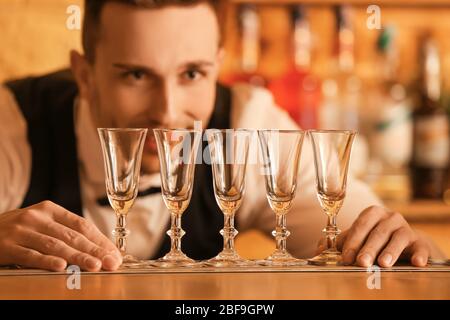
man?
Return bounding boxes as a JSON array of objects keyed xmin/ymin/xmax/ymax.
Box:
[{"xmin": 0, "ymin": 0, "xmax": 444, "ymax": 272}]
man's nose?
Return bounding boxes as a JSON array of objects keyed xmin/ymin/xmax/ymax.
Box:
[{"xmin": 150, "ymin": 81, "xmax": 177, "ymax": 126}]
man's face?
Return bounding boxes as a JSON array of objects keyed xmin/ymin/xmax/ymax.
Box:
[{"xmin": 82, "ymin": 3, "xmax": 221, "ymax": 174}]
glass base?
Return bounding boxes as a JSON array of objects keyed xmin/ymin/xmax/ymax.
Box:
[
  {"xmin": 257, "ymin": 250, "xmax": 307, "ymax": 267},
  {"xmin": 308, "ymin": 250, "xmax": 343, "ymax": 266},
  {"xmin": 152, "ymin": 251, "xmax": 197, "ymax": 268},
  {"xmin": 120, "ymin": 254, "xmax": 149, "ymax": 269},
  {"xmin": 427, "ymin": 258, "xmax": 450, "ymax": 266},
  {"xmin": 203, "ymin": 250, "xmax": 254, "ymax": 268}
]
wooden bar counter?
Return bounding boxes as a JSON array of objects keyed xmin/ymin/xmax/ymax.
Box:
[{"xmin": 0, "ymin": 265, "xmax": 449, "ymax": 300}]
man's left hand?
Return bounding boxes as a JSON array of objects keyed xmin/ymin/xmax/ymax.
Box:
[{"xmin": 317, "ymin": 205, "xmax": 445, "ymax": 267}]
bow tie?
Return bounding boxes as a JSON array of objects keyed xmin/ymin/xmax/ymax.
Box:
[{"xmin": 96, "ymin": 186, "xmax": 162, "ymax": 207}]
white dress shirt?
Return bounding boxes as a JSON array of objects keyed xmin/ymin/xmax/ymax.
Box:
[{"xmin": 0, "ymin": 83, "xmax": 382, "ymax": 259}]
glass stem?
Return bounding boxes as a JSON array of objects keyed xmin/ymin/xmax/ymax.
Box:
[
  {"xmin": 325, "ymin": 214, "xmax": 340, "ymax": 252},
  {"xmin": 168, "ymin": 212, "xmax": 185, "ymax": 254},
  {"xmin": 221, "ymin": 213, "xmax": 238, "ymax": 253},
  {"xmin": 274, "ymin": 213, "xmax": 290, "ymax": 253},
  {"xmin": 114, "ymin": 214, "xmax": 129, "ymax": 257}
]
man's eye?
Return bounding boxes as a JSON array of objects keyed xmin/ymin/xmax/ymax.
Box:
[
  {"xmin": 123, "ymin": 70, "xmax": 146, "ymax": 80},
  {"xmin": 182, "ymin": 69, "xmax": 203, "ymax": 81}
]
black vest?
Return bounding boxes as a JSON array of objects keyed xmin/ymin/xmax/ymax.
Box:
[{"xmin": 5, "ymin": 70, "xmax": 230, "ymax": 260}]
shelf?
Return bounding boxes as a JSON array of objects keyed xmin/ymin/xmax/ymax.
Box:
[{"xmin": 386, "ymin": 200, "xmax": 450, "ymax": 223}]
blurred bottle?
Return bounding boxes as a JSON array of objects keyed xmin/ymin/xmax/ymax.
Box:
[
  {"xmin": 221, "ymin": 4, "xmax": 266, "ymax": 87},
  {"xmin": 268, "ymin": 5, "xmax": 320, "ymax": 129},
  {"xmin": 319, "ymin": 79, "xmax": 340, "ymax": 129},
  {"xmin": 320, "ymin": 5, "xmax": 360, "ymax": 131},
  {"xmin": 319, "ymin": 5, "xmax": 368, "ymax": 178},
  {"xmin": 336, "ymin": 5, "xmax": 360, "ymax": 131},
  {"xmin": 366, "ymin": 26, "xmax": 413, "ymax": 201},
  {"xmin": 411, "ymin": 35, "xmax": 450, "ymax": 199}
]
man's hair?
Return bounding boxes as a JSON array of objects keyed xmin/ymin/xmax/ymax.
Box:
[{"xmin": 82, "ymin": 0, "xmax": 223, "ymax": 63}]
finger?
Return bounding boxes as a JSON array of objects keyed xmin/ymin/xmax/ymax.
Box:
[
  {"xmin": 10, "ymin": 245, "xmax": 67, "ymax": 272},
  {"xmin": 39, "ymin": 222, "xmax": 121, "ymax": 271},
  {"xmin": 341, "ymin": 206, "xmax": 389, "ymax": 265},
  {"xmin": 377, "ymin": 227, "xmax": 412, "ymax": 267},
  {"xmin": 46, "ymin": 202, "xmax": 122, "ymax": 260},
  {"xmin": 336, "ymin": 230, "xmax": 348, "ymax": 251},
  {"xmin": 409, "ymin": 241, "xmax": 430, "ymax": 267},
  {"xmin": 356, "ymin": 213, "xmax": 406, "ymax": 267},
  {"xmin": 19, "ymin": 230, "xmax": 102, "ymax": 271},
  {"xmin": 35, "ymin": 201, "xmax": 122, "ymax": 269},
  {"xmin": 316, "ymin": 237, "xmax": 326, "ymax": 254}
]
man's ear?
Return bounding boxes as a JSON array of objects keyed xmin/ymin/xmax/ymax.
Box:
[
  {"xmin": 215, "ymin": 47, "xmax": 226, "ymax": 77},
  {"xmin": 70, "ymin": 50, "xmax": 93, "ymax": 101},
  {"xmin": 217, "ymin": 48, "xmax": 226, "ymax": 69}
]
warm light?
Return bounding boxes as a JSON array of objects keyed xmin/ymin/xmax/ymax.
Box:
[{"xmin": 443, "ymin": 189, "xmax": 450, "ymax": 205}]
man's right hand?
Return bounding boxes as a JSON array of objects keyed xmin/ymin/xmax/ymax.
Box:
[{"xmin": 0, "ymin": 201, "xmax": 122, "ymax": 272}]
